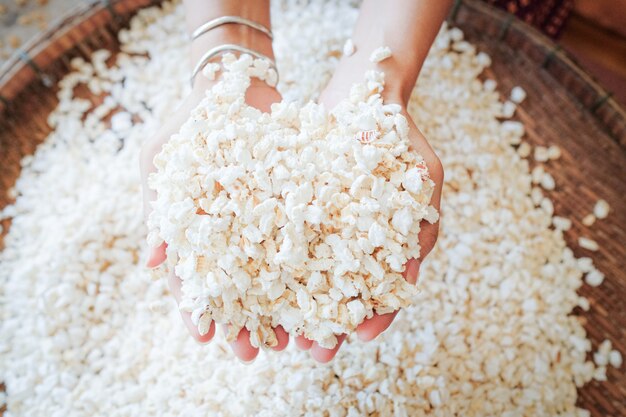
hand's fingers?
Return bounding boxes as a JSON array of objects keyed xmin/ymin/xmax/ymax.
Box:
[
  {"xmin": 310, "ymin": 334, "xmax": 346, "ymax": 363},
  {"xmin": 356, "ymin": 310, "xmax": 399, "ymax": 342},
  {"xmin": 146, "ymin": 242, "xmax": 167, "ymax": 268},
  {"xmin": 272, "ymin": 325, "xmax": 290, "ymax": 351},
  {"xmin": 227, "ymin": 326, "xmax": 260, "ymax": 362},
  {"xmin": 403, "ymin": 258, "xmax": 421, "ymax": 285},
  {"xmin": 295, "ymin": 335, "xmax": 313, "ymax": 350},
  {"xmin": 167, "ymin": 272, "xmax": 215, "ymax": 343},
  {"xmin": 404, "ymin": 115, "xmax": 443, "ymax": 264},
  {"xmin": 416, "ymin": 219, "xmax": 440, "ymax": 262}
]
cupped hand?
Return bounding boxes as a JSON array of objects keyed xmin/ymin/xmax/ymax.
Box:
[
  {"xmin": 139, "ymin": 76, "xmax": 284, "ymax": 362},
  {"xmin": 293, "ymin": 64, "xmax": 444, "ymax": 363}
]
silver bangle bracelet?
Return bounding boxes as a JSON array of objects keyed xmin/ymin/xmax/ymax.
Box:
[
  {"xmin": 191, "ymin": 16, "xmax": 273, "ymax": 41},
  {"xmin": 190, "ymin": 43, "xmax": 278, "ymax": 87}
]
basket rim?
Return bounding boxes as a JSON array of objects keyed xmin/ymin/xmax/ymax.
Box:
[
  {"xmin": 0, "ymin": 0, "xmax": 106, "ymax": 87},
  {"xmin": 0, "ymin": 0, "xmax": 159, "ymax": 104},
  {"xmin": 449, "ymin": 0, "xmax": 626, "ymax": 133}
]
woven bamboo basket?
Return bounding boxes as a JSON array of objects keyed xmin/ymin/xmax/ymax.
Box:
[{"xmin": 0, "ymin": 0, "xmax": 625, "ymax": 415}]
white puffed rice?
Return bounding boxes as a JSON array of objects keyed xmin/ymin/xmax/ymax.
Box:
[
  {"xmin": 593, "ymin": 199, "xmax": 610, "ymax": 219},
  {"xmin": 547, "ymin": 144, "xmax": 562, "ymax": 160},
  {"xmin": 517, "ymin": 141, "xmax": 531, "ymax": 158},
  {"xmin": 369, "ymin": 46, "xmax": 392, "ymax": 63},
  {"xmin": 148, "ymin": 54, "xmax": 437, "ymax": 349},
  {"xmin": 540, "ymin": 172, "xmax": 555, "ymax": 190},
  {"xmin": 510, "ymin": 85, "xmax": 527, "ymax": 103},
  {"xmin": 584, "ymin": 268, "xmax": 605, "ymax": 287},
  {"xmin": 0, "ymin": 2, "xmax": 616, "ymax": 416},
  {"xmin": 578, "ymin": 257, "xmax": 595, "ymax": 273},
  {"xmin": 483, "ymin": 78, "xmax": 497, "ymax": 91},
  {"xmin": 534, "ymin": 145, "xmax": 550, "ymax": 162},
  {"xmin": 609, "ymin": 350, "xmax": 623, "ymax": 368},
  {"xmin": 552, "ymin": 216, "xmax": 572, "ymax": 231},
  {"xmin": 579, "ymin": 237, "xmax": 600, "ymax": 251},
  {"xmin": 501, "ymin": 100, "xmax": 516, "ymax": 117},
  {"xmin": 582, "ymin": 213, "xmax": 596, "ymax": 227},
  {"xmin": 343, "ymin": 38, "xmax": 355, "ymax": 57}
]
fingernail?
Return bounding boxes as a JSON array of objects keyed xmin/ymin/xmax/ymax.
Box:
[{"xmin": 237, "ymin": 357, "xmax": 255, "ymax": 365}]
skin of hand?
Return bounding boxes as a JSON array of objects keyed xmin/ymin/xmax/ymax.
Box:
[
  {"xmin": 293, "ymin": 0, "xmax": 451, "ymax": 363},
  {"xmin": 139, "ymin": 0, "xmax": 286, "ymax": 363},
  {"xmin": 140, "ymin": 80, "xmax": 284, "ymax": 362}
]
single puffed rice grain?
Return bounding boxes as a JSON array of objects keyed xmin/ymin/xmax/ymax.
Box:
[
  {"xmin": 547, "ymin": 144, "xmax": 562, "ymax": 160},
  {"xmin": 534, "ymin": 146, "xmax": 549, "ymax": 162},
  {"xmin": 579, "ymin": 237, "xmax": 600, "ymax": 251},
  {"xmin": 584, "ymin": 269, "xmax": 605, "ymax": 287},
  {"xmin": 369, "ymin": 46, "xmax": 392, "ymax": 63},
  {"xmin": 609, "ymin": 350, "xmax": 623, "ymax": 368},
  {"xmin": 582, "ymin": 214, "xmax": 596, "ymax": 227},
  {"xmin": 343, "ymin": 39, "xmax": 355, "ymax": 57},
  {"xmin": 593, "ymin": 199, "xmax": 610, "ymax": 219},
  {"xmin": 510, "ymin": 86, "xmax": 527, "ymax": 103}
]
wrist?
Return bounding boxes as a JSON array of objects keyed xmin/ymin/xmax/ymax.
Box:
[
  {"xmin": 322, "ymin": 48, "xmax": 416, "ymax": 108},
  {"xmin": 191, "ymin": 25, "xmax": 274, "ymax": 64},
  {"xmin": 189, "ymin": 25, "xmax": 274, "ymax": 92},
  {"xmin": 184, "ymin": 0, "xmax": 274, "ymax": 90},
  {"xmin": 351, "ymin": 42, "xmax": 419, "ymax": 105}
]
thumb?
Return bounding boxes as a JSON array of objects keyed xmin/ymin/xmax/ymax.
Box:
[
  {"xmin": 417, "ymin": 219, "xmax": 439, "ymax": 260},
  {"xmin": 140, "ymin": 137, "xmax": 169, "ymax": 269},
  {"xmin": 404, "ymin": 258, "xmax": 421, "ymax": 285}
]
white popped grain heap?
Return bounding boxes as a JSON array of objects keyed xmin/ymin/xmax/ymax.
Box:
[
  {"xmin": 147, "ymin": 54, "xmax": 437, "ymax": 349},
  {"xmin": 0, "ymin": 1, "xmax": 621, "ymax": 416}
]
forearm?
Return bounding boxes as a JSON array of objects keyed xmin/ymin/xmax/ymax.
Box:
[{"xmin": 347, "ymin": 0, "xmax": 453, "ymax": 103}]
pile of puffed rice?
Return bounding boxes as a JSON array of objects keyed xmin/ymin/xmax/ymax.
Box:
[
  {"xmin": 0, "ymin": 1, "xmax": 621, "ymax": 416},
  {"xmin": 147, "ymin": 54, "xmax": 438, "ymax": 349}
]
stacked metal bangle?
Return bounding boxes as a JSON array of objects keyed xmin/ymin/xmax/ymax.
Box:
[
  {"xmin": 192, "ymin": 16, "xmax": 273, "ymax": 41},
  {"xmin": 190, "ymin": 16, "xmax": 277, "ymax": 87},
  {"xmin": 190, "ymin": 44, "xmax": 278, "ymax": 87}
]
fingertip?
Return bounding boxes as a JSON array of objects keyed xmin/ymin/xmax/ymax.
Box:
[
  {"xmin": 272, "ymin": 325, "xmax": 289, "ymax": 351},
  {"xmin": 146, "ymin": 242, "xmax": 167, "ymax": 268},
  {"xmin": 235, "ymin": 348, "xmax": 259, "ymax": 363},
  {"xmin": 357, "ymin": 328, "xmax": 377, "ymax": 342},
  {"xmin": 179, "ymin": 310, "xmax": 214, "ymax": 344},
  {"xmin": 356, "ymin": 311, "xmax": 398, "ymax": 342},
  {"xmin": 230, "ymin": 328, "xmax": 260, "ymax": 363},
  {"xmin": 310, "ymin": 334, "xmax": 346, "ymax": 363},
  {"xmin": 195, "ymin": 320, "xmax": 216, "ymax": 343},
  {"xmin": 295, "ymin": 335, "xmax": 313, "ymax": 351}
]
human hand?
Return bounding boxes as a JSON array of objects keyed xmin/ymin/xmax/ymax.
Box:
[
  {"xmin": 138, "ymin": 0, "xmax": 289, "ymax": 362},
  {"xmin": 140, "ymin": 77, "xmax": 284, "ymax": 362},
  {"xmin": 293, "ymin": 47, "xmax": 444, "ymax": 363}
]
